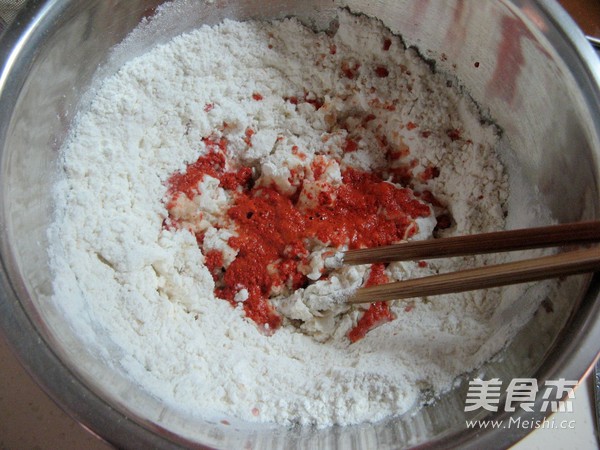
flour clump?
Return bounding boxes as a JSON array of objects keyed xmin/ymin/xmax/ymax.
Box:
[{"xmin": 49, "ymin": 9, "xmax": 517, "ymax": 428}]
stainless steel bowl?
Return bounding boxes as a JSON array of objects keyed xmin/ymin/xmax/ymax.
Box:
[{"xmin": 1, "ymin": 1, "xmax": 600, "ymax": 448}]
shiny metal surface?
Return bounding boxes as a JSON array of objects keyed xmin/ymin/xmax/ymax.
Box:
[
  {"xmin": 595, "ymin": 363, "xmax": 600, "ymax": 444},
  {"xmin": 0, "ymin": 1, "xmax": 600, "ymax": 449}
]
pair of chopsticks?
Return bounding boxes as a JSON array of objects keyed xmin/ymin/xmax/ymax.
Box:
[{"xmin": 344, "ymin": 221, "xmax": 600, "ymax": 304}]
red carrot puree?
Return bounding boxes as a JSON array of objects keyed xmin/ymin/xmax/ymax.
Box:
[{"xmin": 165, "ymin": 136, "xmax": 442, "ymax": 340}]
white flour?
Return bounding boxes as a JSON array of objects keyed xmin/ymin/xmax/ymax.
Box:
[{"xmin": 48, "ymin": 10, "xmax": 531, "ymax": 428}]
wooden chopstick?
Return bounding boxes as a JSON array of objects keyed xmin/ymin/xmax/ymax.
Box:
[
  {"xmin": 348, "ymin": 246, "xmax": 600, "ymax": 304},
  {"xmin": 343, "ymin": 220, "xmax": 600, "ymax": 265}
]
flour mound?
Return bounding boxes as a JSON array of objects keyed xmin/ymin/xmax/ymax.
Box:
[{"xmin": 49, "ymin": 10, "xmax": 516, "ymax": 428}]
